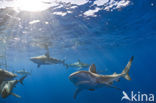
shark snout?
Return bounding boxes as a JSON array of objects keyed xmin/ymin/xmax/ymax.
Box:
[
  {"xmin": 30, "ymin": 57, "xmax": 39, "ymax": 63},
  {"xmin": 30, "ymin": 57, "xmax": 35, "ymax": 61},
  {"xmin": 69, "ymin": 74, "xmax": 75, "ymax": 81},
  {"xmin": 69, "ymin": 73, "xmax": 79, "ymax": 82},
  {"xmin": 1, "ymin": 87, "xmax": 9, "ymax": 98}
]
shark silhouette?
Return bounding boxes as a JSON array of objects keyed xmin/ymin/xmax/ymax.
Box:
[
  {"xmin": 0, "ymin": 75, "xmax": 27, "ymax": 98},
  {"xmin": 69, "ymin": 56, "xmax": 134, "ymax": 99},
  {"xmin": 66, "ymin": 59, "xmax": 89, "ymax": 69},
  {"xmin": 30, "ymin": 51, "xmax": 65, "ymax": 68}
]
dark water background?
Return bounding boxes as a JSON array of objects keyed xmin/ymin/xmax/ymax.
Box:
[{"xmin": 0, "ymin": 0, "xmax": 156, "ymax": 103}]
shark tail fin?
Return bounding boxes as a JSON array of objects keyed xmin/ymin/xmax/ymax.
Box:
[
  {"xmin": 62, "ymin": 59, "xmax": 69, "ymax": 69},
  {"xmin": 30, "ymin": 69, "xmax": 33, "ymax": 75},
  {"xmin": 63, "ymin": 59, "xmax": 65, "ymax": 64},
  {"xmin": 122, "ymin": 56, "xmax": 134, "ymax": 80},
  {"xmin": 65, "ymin": 64, "xmax": 69, "ymax": 69},
  {"xmin": 37, "ymin": 64, "xmax": 40, "ymax": 68},
  {"xmin": 19, "ymin": 75, "xmax": 27, "ymax": 85}
]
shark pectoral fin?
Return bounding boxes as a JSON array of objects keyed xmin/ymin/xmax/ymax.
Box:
[
  {"xmin": 103, "ymin": 83, "xmax": 121, "ymax": 90},
  {"xmin": 89, "ymin": 64, "xmax": 96, "ymax": 73},
  {"xmin": 115, "ymin": 79, "xmax": 120, "ymax": 82},
  {"xmin": 108, "ymin": 82, "xmax": 113, "ymax": 85},
  {"xmin": 74, "ymin": 88, "xmax": 83, "ymax": 99},
  {"xmin": 37, "ymin": 64, "xmax": 40, "ymax": 68},
  {"xmin": 89, "ymin": 89, "xmax": 95, "ymax": 91},
  {"xmin": 11, "ymin": 93, "xmax": 21, "ymax": 98}
]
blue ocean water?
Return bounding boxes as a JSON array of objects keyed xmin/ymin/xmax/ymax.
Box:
[{"xmin": 0, "ymin": 0, "xmax": 156, "ymax": 103}]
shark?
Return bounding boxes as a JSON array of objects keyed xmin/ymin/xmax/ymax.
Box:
[
  {"xmin": 16, "ymin": 69, "xmax": 31, "ymax": 76},
  {"xmin": 30, "ymin": 51, "xmax": 65, "ymax": 68},
  {"xmin": 0, "ymin": 75, "xmax": 27, "ymax": 98},
  {"xmin": 66, "ymin": 59, "xmax": 90, "ymax": 69},
  {"xmin": 0, "ymin": 69, "xmax": 17, "ymax": 84},
  {"xmin": 69, "ymin": 56, "xmax": 134, "ymax": 99}
]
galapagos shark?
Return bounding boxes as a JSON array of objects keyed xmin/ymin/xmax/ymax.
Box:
[
  {"xmin": 16, "ymin": 69, "xmax": 31, "ymax": 76},
  {"xmin": 66, "ymin": 59, "xmax": 89, "ymax": 69},
  {"xmin": 0, "ymin": 75, "xmax": 27, "ymax": 98},
  {"xmin": 30, "ymin": 51, "xmax": 65, "ymax": 68},
  {"xmin": 69, "ymin": 56, "xmax": 134, "ymax": 99},
  {"xmin": 0, "ymin": 69, "xmax": 17, "ymax": 84}
]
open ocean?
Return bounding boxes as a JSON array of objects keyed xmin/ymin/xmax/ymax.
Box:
[{"xmin": 0, "ymin": 0, "xmax": 156, "ymax": 103}]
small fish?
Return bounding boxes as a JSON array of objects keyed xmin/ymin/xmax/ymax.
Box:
[{"xmin": 69, "ymin": 56, "xmax": 134, "ymax": 99}]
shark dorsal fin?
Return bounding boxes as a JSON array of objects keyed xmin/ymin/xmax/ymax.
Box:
[
  {"xmin": 45, "ymin": 47, "xmax": 50, "ymax": 58},
  {"xmin": 78, "ymin": 59, "xmax": 81, "ymax": 63},
  {"xmin": 113, "ymin": 72, "xmax": 117, "ymax": 75},
  {"xmin": 45, "ymin": 52, "xmax": 50, "ymax": 58},
  {"xmin": 89, "ymin": 64, "xmax": 96, "ymax": 73}
]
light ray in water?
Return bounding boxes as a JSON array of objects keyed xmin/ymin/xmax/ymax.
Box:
[{"xmin": 13, "ymin": 0, "xmax": 52, "ymax": 12}]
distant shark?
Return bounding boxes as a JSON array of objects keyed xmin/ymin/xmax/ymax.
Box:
[
  {"xmin": 30, "ymin": 51, "xmax": 66, "ymax": 68},
  {"xmin": 69, "ymin": 56, "xmax": 134, "ymax": 99},
  {"xmin": 66, "ymin": 59, "xmax": 89, "ymax": 69},
  {"xmin": 0, "ymin": 69, "xmax": 17, "ymax": 84},
  {"xmin": 0, "ymin": 75, "xmax": 27, "ymax": 98},
  {"xmin": 16, "ymin": 69, "xmax": 31, "ymax": 76}
]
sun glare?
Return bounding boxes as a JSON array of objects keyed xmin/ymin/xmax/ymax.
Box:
[{"xmin": 14, "ymin": 0, "xmax": 50, "ymax": 12}]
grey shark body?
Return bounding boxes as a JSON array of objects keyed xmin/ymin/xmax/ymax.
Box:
[
  {"xmin": 0, "ymin": 75, "xmax": 27, "ymax": 98},
  {"xmin": 69, "ymin": 56, "xmax": 134, "ymax": 99},
  {"xmin": 30, "ymin": 53, "xmax": 65, "ymax": 68},
  {"xmin": 67, "ymin": 60, "xmax": 89, "ymax": 69},
  {"xmin": 16, "ymin": 69, "xmax": 31, "ymax": 75},
  {"xmin": 0, "ymin": 69, "xmax": 17, "ymax": 84}
]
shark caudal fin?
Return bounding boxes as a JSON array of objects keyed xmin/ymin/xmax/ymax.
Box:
[
  {"xmin": 122, "ymin": 56, "xmax": 134, "ymax": 80},
  {"xmin": 19, "ymin": 75, "xmax": 27, "ymax": 85},
  {"xmin": 64, "ymin": 63, "xmax": 69, "ymax": 69},
  {"xmin": 61, "ymin": 59, "xmax": 69, "ymax": 69},
  {"xmin": 37, "ymin": 64, "xmax": 41, "ymax": 68}
]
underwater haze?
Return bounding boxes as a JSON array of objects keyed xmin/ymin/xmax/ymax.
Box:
[{"xmin": 0, "ymin": 0, "xmax": 156, "ymax": 103}]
